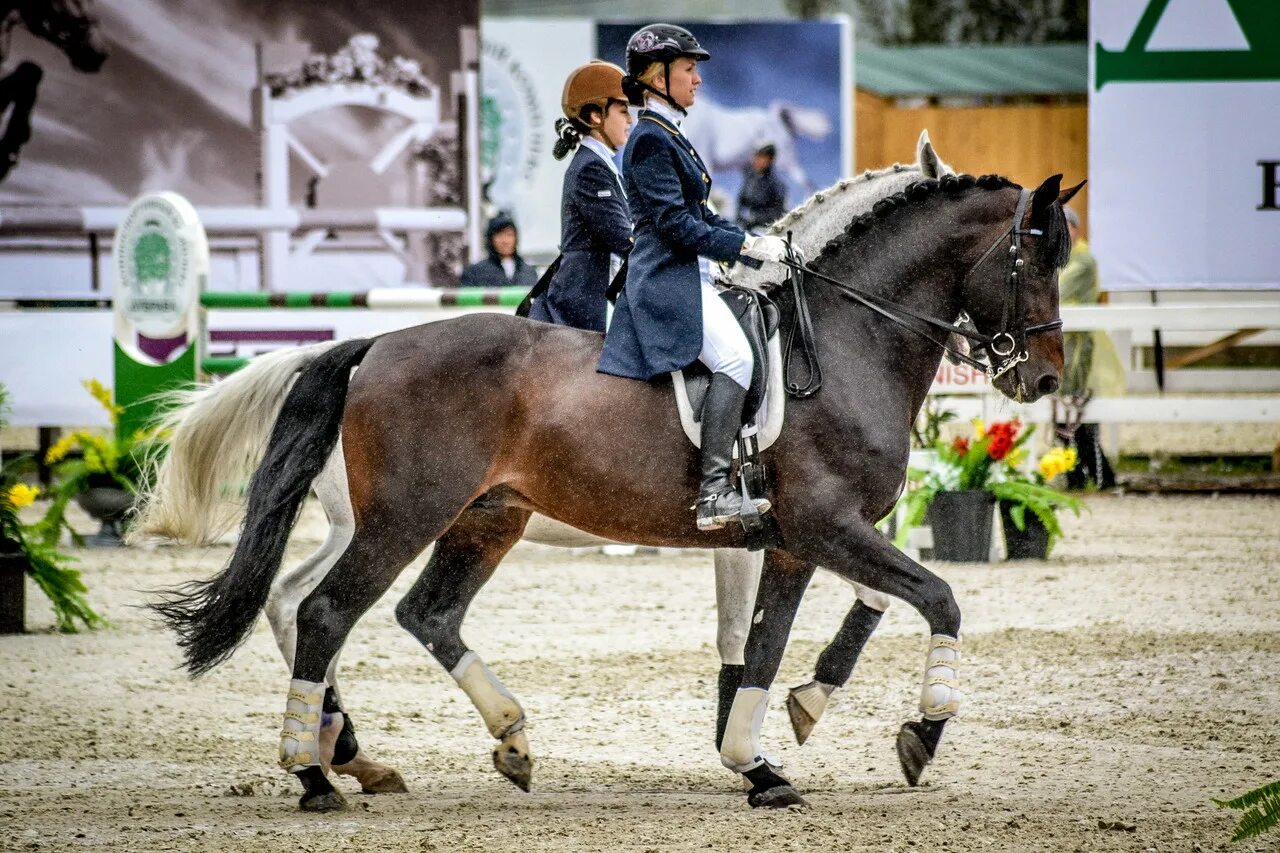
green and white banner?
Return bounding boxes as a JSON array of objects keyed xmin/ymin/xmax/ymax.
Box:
[
  {"xmin": 1090, "ymin": 0, "xmax": 1280, "ymax": 290},
  {"xmin": 481, "ymin": 19, "xmax": 594, "ymax": 258}
]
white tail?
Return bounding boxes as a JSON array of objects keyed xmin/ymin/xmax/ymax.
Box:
[{"xmin": 128, "ymin": 342, "xmax": 343, "ymax": 545}]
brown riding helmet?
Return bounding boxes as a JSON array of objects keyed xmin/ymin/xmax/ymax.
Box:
[{"xmin": 561, "ymin": 60, "xmax": 626, "ymax": 124}]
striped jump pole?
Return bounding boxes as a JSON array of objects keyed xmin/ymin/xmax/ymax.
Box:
[
  {"xmin": 199, "ymin": 287, "xmax": 529, "ymax": 374},
  {"xmin": 200, "ymin": 287, "xmax": 528, "ymax": 310}
]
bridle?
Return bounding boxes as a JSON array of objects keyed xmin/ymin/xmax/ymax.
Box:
[{"xmin": 779, "ymin": 188, "xmax": 1063, "ymax": 398}]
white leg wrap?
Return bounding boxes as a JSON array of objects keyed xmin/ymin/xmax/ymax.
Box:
[
  {"xmin": 451, "ymin": 651, "xmax": 525, "ymax": 739},
  {"xmin": 719, "ymin": 687, "xmax": 769, "ymax": 773},
  {"xmin": 919, "ymin": 635, "xmax": 962, "ymax": 721},
  {"xmin": 279, "ymin": 678, "xmax": 326, "ymax": 772}
]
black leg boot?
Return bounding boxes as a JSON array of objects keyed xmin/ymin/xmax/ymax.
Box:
[{"xmin": 696, "ymin": 373, "xmax": 771, "ymax": 531}]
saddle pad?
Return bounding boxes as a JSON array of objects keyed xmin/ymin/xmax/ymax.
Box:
[{"xmin": 672, "ymin": 332, "xmax": 785, "ymax": 452}]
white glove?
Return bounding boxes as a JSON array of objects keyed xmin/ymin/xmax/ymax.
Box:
[{"xmin": 740, "ymin": 234, "xmax": 789, "ymax": 264}]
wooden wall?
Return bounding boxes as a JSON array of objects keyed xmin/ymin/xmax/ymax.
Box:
[{"xmin": 855, "ymin": 89, "xmax": 1089, "ymax": 234}]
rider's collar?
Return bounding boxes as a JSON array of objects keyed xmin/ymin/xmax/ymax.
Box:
[
  {"xmin": 645, "ymin": 98, "xmax": 685, "ymax": 131},
  {"xmin": 581, "ymin": 136, "xmax": 621, "ymax": 177}
]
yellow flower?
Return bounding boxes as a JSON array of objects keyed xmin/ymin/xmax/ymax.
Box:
[
  {"xmin": 83, "ymin": 378, "xmax": 124, "ymax": 424},
  {"xmin": 6, "ymin": 483, "xmax": 39, "ymax": 508},
  {"xmin": 1038, "ymin": 447, "xmax": 1080, "ymax": 480},
  {"xmin": 1007, "ymin": 447, "xmax": 1028, "ymax": 468},
  {"xmin": 45, "ymin": 431, "xmax": 87, "ymax": 465},
  {"xmin": 972, "ymin": 418, "xmax": 985, "ymax": 439}
]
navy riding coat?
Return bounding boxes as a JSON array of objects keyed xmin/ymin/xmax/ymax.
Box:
[
  {"xmin": 528, "ymin": 144, "xmax": 633, "ymax": 332},
  {"xmin": 597, "ymin": 109, "xmax": 747, "ymax": 381}
]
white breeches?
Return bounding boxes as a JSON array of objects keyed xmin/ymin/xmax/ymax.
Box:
[{"xmin": 699, "ymin": 280, "xmax": 753, "ymax": 390}]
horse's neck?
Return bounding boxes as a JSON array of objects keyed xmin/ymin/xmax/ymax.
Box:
[{"xmin": 801, "ymin": 213, "xmax": 967, "ymax": 414}]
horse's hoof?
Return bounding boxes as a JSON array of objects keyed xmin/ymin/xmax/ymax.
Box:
[
  {"xmin": 493, "ymin": 739, "xmax": 533, "ymax": 792},
  {"xmin": 896, "ymin": 722, "xmax": 931, "ymax": 787},
  {"xmin": 786, "ymin": 682, "xmax": 827, "ymax": 746},
  {"xmin": 748, "ymin": 784, "xmax": 809, "ymax": 810},
  {"xmin": 358, "ymin": 767, "xmax": 409, "ymax": 794},
  {"xmin": 299, "ymin": 789, "xmax": 348, "ymax": 812}
]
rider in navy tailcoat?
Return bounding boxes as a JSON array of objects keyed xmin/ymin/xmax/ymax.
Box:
[
  {"xmin": 596, "ymin": 104, "xmax": 746, "ymax": 379},
  {"xmin": 528, "ymin": 61, "xmax": 634, "ymax": 333},
  {"xmin": 597, "ymin": 24, "xmax": 789, "ymax": 532}
]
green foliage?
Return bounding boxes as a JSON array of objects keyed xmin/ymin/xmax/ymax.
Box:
[
  {"xmin": 0, "ymin": 383, "xmax": 104, "ymax": 632},
  {"xmin": 894, "ymin": 414, "xmax": 1082, "ymax": 552},
  {"xmin": 855, "ymin": 0, "xmax": 1087, "ymax": 45},
  {"xmin": 1215, "ymin": 780, "xmax": 1280, "ymax": 843},
  {"xmin": 911, "ymin": 397, "xmax": 958, "ymax": 450}
]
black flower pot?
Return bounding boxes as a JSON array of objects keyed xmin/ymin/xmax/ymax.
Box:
[
  {"xmin": 928, "ymin": 490, "xmax": 995, "ymax": 561},
  {"xmin": 74, "ymin": 485, "xmax": 134, "ymax": 547},
  {"xmin": 0, "ymin": 538, "xmax": 26, "ymax": 633},
  {"xmin": 1000, "ymin": 502, "xmax": 1050, "ymax": 560}
]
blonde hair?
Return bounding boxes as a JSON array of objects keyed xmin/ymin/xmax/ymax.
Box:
[{"xmin": 638, "ymin": 61, "xmax": 664, "ymax": 89}]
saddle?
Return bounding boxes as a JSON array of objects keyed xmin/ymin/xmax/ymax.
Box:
[{"xmin": 671, "ymin": 287, "xmax": 784, "ymax": 451}]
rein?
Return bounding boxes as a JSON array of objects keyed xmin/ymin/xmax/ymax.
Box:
[{"xmin": 779, "ymin": 188, "xmax": 1063, "ymax": 391}]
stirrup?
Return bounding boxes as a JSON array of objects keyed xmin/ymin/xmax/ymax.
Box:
[{"xmin": 696, "ymin": 491, "xmax": 772, "ymax": 531}]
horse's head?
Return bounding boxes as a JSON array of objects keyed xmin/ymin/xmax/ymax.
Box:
[
  {"xmin": 18, "ymin": 0, "xmax": 107, "ymax": 72},
  {"xmin": 958, "ymin": 174, "xmax": 1085, "ymax": 403}
]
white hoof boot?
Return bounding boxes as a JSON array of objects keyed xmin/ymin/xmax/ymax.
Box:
[
  {"xmin": 279, "ymin": 678, "xmax": 326, "ymax": 772},
  {"xmin": 720, "ymin": 687, "xmax": 769, "ymax": 773},
  {"xmin": 451, "ymin": 651, "xmax": 525, "ymax": 738},
  {"xmin": 919, "ymin": 635, "xmax": 961, "ymax": 721}
]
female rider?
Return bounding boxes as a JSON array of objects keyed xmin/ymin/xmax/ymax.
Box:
[
  {"xmin": 597, "ymin": 24, "xmax": 788, "ymax": 531},
  {"xmin": 527, "ymin": 61, "xmax": 635, "ymax": 332}
]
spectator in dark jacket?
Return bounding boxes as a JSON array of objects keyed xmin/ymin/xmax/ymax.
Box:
[
  {"xmin": 735, "ymin": 143, "xmax": 787, "ymax": 232},
  {"xmin": 460, "ymin": 213, "xmax": 540, "ymax": 287}
]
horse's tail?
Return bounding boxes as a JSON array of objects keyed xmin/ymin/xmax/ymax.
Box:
[
  {"xmin": 130, "ymin": 341, "xmax": 349, "ymax": 546},
  {"xmin": 148, "ymin": 337, "xmax": 375, "ymax": 677}
]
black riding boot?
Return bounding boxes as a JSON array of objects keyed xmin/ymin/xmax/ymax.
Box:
[{"xmin": 696, "ymin": 372, "xmax": 771, "ymax": 531}]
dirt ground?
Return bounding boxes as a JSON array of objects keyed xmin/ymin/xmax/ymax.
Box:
[{"xmin": 2, "ymin": 494, "xmax": 1278, "ymax": 852}]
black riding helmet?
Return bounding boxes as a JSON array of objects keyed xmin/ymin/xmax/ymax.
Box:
[{"xmin": 622, "ymin": 23, "xmax": 710, "ymax": 114}]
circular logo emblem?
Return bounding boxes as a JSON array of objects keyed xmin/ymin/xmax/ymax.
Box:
[{"xmin": 113, "ymin": 194, "xmax": 202, "ymax": 339}]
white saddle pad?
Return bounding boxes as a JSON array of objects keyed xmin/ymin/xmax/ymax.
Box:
[{"xmin": 671, "ymin": 333, "xmax": 786, "ymax": 453}]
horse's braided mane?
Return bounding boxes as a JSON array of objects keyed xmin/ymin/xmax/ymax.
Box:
[
  {"xmin": 815, "ymin": 173, "xmax": 1013, "ymax": 263},
  {"xmin": 764, "ymin": 161, "xmax": 922, "ymax": 237}
]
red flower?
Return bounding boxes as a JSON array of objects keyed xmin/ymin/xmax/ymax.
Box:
[
  {"xmin": 951, "ymin": 436, "xmax": 970, "ymax": 454},
  {"xmin": 985, "ymin": 420, "xmax": 1019, "ymax": 461}
]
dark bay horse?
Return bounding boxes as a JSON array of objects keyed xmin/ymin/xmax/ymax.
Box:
[
  {"xmin": 0, "ymin": 0, "xmax": 107, "ymax": 180},
  {"xmin": 248, "ymin": 137, "xmax": 959, "ymax": 798},
  {"xmin": 141, "ymin": 172, "xmax": 1078, "ymax": 812}
]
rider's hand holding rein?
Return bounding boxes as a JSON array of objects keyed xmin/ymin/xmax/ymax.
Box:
[{"xmin": 741, "ymin": 234, "xmax": 789, "ymax": 264}]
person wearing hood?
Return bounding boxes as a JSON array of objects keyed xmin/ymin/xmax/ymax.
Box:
[{"xmin": 461, "ymin": 214, "xmax": 540, "ymax": 288}]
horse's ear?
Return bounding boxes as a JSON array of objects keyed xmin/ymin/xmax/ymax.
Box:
[
  {"xmin": 1030, "ymin": 174, "xmax": 1063, "ymax": 220},
  {"xmin": 917, "ymin": 130, "xmax": 940, "ymax": 178},
  {"xmin": 1058, "ymin": 179, "xmax": 1086, "ymax": 207}
]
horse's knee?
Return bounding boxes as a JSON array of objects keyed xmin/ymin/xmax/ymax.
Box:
[{"xmin": 922, "ymin": 579, "xmax": 960, "ymax": 636}]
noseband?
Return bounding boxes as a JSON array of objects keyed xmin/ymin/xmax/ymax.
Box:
[{"xmin": 779, "ymin": 188, "xmax": 1062, "ymax": 397}]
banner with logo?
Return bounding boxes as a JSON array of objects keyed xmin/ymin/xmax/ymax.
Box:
[
  {"xmin": 1090, "ymin": 0, "xmax": 1280, "ymax": 290},
  {"xmin": 481, "ymin": 20, "xmax": 595, "ymax": 259}
]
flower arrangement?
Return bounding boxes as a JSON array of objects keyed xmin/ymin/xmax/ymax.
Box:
[
  {"xmin": 41, "ymin": 380, "xmax": 162, "ymax": 541},
  {"xmin": 0, "ymin": 383, "xmax": 104, "ymax": 631},
  {"xmin": 896, "ymin": 417, "xmax": 1083, "ymax": 556}
]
